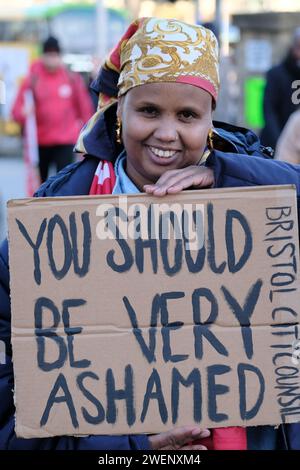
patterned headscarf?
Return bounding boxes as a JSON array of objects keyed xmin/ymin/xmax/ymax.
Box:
[
  {"xmin": 75, "ymin": 17, "xmax": 219, "ymax": 157},
  {"xmin": 110, "ymin": 17, "xmax": 219, "ymax": 101}
]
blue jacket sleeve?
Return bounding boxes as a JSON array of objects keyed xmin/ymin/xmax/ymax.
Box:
[
  {"xmin": 0, "ymin": 239, "xmax": 150, "ymax": 450},
  {"xmin": 206, "ymin": 150, "xmax": 300, "ymax": 194}
]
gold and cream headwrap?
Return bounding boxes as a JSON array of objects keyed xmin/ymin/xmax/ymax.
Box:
[{"xmin": 108, "ymin": 17, "xmax": 220, "ymax": 103}]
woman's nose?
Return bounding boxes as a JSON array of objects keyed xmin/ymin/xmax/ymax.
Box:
[{"xmin": 153, "ymin": 118, "xmax": 178, "ymax": 142}]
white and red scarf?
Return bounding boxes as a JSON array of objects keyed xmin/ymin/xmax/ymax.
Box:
[{"xmin": 89, "ymin": 160, "xmax": 116, "ymax": 195}]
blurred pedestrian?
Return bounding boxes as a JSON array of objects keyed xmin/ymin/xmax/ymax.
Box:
[
  {"xmin": 260, "ymin": 27, "xmax": 300, "ymax": 151},
  {"xmin": 12, "ymin": 36, "xmax": 94, "ymax": 183},
  {"xmin": 275, "ymin": 109, "xmax": 300, "ymax": 163}
]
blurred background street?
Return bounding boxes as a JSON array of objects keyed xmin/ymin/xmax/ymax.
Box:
[
  {"xmin": 1, "ymin": 0, "xmax": 300, "ymax": 244},
  {"xmin": 0, "ymin": 156, "xmax": 25, "ymax": 241}
]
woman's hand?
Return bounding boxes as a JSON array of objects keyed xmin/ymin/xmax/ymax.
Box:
[
  {"xmin": 148, "ymin": 425, "xmax": 210, "ymax": 450},
  {"xmin": 143, "ymin": 166, "xmax": 214, "ymax": 196}
]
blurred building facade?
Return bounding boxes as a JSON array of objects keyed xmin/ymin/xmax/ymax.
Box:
[
  {"xmin": 1, "ymin": 0, "xmax": 299, "ymax": 21},
  {"xmin": 230, "ymin": 11, "xmax": 300, "ymax": 133}
]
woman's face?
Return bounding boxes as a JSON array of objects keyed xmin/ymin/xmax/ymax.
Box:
[
  {"xmin": 42, "ymin": 52, "xmax": 62, "ymax": 71},
  {"xmin": 117, "ymin": 82, "xmax": 213, "ymax": 190}
]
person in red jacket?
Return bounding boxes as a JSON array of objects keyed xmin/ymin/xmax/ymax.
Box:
[{"xmin": 12, "ymin": 36, "xmax": 94, "ymax": 182}]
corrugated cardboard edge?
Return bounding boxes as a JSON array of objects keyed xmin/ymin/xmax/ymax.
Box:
[{"xmin": 7, "ymin": 184, "xmax": 298, "ymax": 208}]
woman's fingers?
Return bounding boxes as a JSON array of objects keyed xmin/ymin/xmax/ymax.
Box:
[
  {"xmin": 180, "ymin": 444, "xmax": 208, "ymax": 451},
  {"xmin": 148, "ymin": 426, "xmax": 210, "ymax": 450},
  {"xmin": 165, "ymin": 174, "xmax": 211, "ymax": 193},
  {"xmin": 144, "ymin": 167, "xmax": 195, "ymax": 192},
  {"xmin": 143, "ymin": 167, "xmax": 214, "ymax": 196}
]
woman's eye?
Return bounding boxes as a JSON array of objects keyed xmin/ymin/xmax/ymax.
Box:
[
  {"xmin": 139, "ymin": 106, "xmax": 158, "ymax": 116},
  {"xmin": 180, "ymin": 110, "xmax": 197, "ymax": 120}
]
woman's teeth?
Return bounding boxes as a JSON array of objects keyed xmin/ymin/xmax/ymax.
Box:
[{"xmin": 150, "ymin": 146, "xmax": 177, "ymax": 158}]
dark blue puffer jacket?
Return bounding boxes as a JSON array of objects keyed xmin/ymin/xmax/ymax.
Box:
[{"xmin": 1, "ymin": 120, "xmax": 300, "ymax": 450}]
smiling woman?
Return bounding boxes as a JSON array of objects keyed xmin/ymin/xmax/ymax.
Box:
[
  {"xmin": 76, "ymin": 16, "xmax": 219, "ymax": 198},
  {"xmin": 1, "ymin": 15, "xmax": 300, "ymax": 452}
]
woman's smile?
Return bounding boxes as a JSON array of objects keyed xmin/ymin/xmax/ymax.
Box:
[{"xmin": 145, "ymin": 144, "xmax": 181, "ymax": 166}]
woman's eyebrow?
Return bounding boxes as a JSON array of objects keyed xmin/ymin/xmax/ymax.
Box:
[
  {"xmin": 178, "ymin": 105, "xmax": 201, "ymax": 112},
  {"xmin": 135, "ymin": 101, "xmax": 160, "ymax": 107},
  {"xmin": 133, "ymin": 101, "xmax": 204, "ymax": 113}
]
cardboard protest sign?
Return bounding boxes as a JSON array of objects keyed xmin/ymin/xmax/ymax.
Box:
[{"xmin": 8, "ymin": 185, "xmax": 300, "ymax": 438}]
